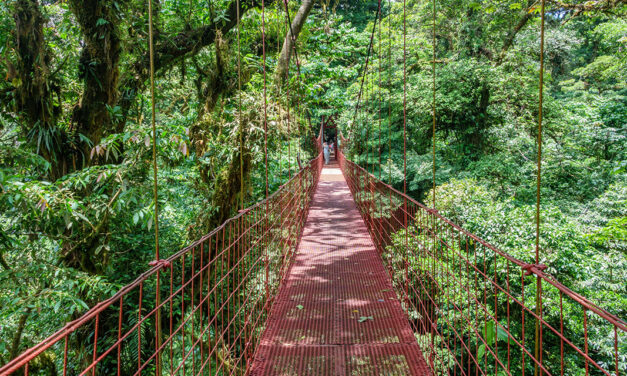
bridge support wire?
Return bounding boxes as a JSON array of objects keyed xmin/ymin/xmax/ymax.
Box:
[
  {"xmin": 534, "ymin": 0, "xmax": 547, "ymax": 373},
  {"xmin": 337, "ymin": 148, "xmax": 626, "ymax": 376}
]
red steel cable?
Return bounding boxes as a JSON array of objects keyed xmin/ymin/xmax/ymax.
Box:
[
  {"xmin": 402, "ymin": 0, "xmax": 409, "ymax": 305},
  {"xmin": 147, "ymin": 1, "xmax": 163, "ymax": 374},
  {"xmin": 388, "ymin": 0, "xmax": 392, "ymax": 184},
  {"xmin": 378, "ymin": 9, "xmax": 382, "ymax": 180},
  {"xmin": 430, "ymin": 0, "xmax": 438, "ymax": 359},
  {"xmin": 282, "ymin": 7, "xmax": 292, "ymax": 179},
  {"xmin": 352, "ymin": 0, "xmax": 382, "ymax": 130},
  {"xmin": 261, "ymin": 0, "xmax": 270, "ymax": 307},
  {"xmin": 432, "ymin": 0, "xmax": 437, "ymax": 210},
  {"xmin": 282, "ymin": 1, "xmax": 307, "ymax": 165},
  {"xmin": 237, "ymin": 0, "xmax": 243, "ymax": 210},
  {"xmin": 535, "ymin": 0, "xmax": 547, "ymax": 373},
  {"xmin": 276, "ymin": 7, "xmax": 283, "ymax": 184}
]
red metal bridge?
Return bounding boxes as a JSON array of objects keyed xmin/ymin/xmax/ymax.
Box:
[
  {"xmin": 1, "ymin": 148, "xmax": 625, "ymax": 375},
  {"xmin": 250, "ymin": 161, "xmax": 429, "ymax": 375},
  {"xmin": 1, "ymin": 0, "xmax": 626, "ymax": 374}
]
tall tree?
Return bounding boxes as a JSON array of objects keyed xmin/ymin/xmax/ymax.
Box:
[
  {"xmin": 68, "ymin": 0, "xmax": 122, "ymax": 168},
  {"xmin": 275, "ymin": 0, "xmax": 314, "ymax": 83},
  {"xmin": 12, "ymin": 0, "xmax": 61, "ymax": 177}
]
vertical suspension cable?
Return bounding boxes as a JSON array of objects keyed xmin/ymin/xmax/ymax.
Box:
[
  {"xmin": 147, "ymin": 1, "xmax": 162, "ymax": 374},
  {"xmin": 351, "ymin": 0, "xmax": 381, "ymax": 178},
  {"xmin": 432, "ymin": 0, "xmax": 436, "ymax": 210},
  {"xmin": 402, "ymin": 0, "xmax": 409, "ymax": 305},
  {"xmin": 148, "ymin": 0, "xmax": 158, "ymax": 260},
  {"xmin": 352, "ymin": 1, "xmax": 381, "ymax": 134},
  {"xmin": 377, "ymin": 9, "xmax": 383, "ymax": 250},
  {"xmin": 369, "ymin": 70, "xmax": 373, "ymax": 174},
  {"xmin": 430, "ymin": 0, "xmax": 438, "ymax": 356},
  {"xmin": 279, "ymin": 1, "xmax": 293, "ymax": 175},
  {"xmin": 237, "ymin": 0, "xmax": 243, "ymax": 210},
  {"xmin": 369, "ymin": 61, "xmax": 372, "ymax": 173},
  {"xmin": 364, "ymin": 65, "xmax": 367, "ymax": 170},
  {"xmin": 282, "ymin": 3, "xmax": 292, "ymax": 178},
  {"xmin": 534, "ymin": 0, "xmax": 546, "ymax": 373},
  {"xmin": 235, "ymin": 0, "xmax": 245, "ymax": 363},
  {"xmin": 387, "ymin": 0, "xmax": 393, "ymax": 269},
  {"xmin": 282, "ymin": 2, "xmax": 304, "ymax": 162},
  {"xmin": 261, "ymin": 0, "xmax": 270, "ymax": 307},
  {"xmin": 366, "ymin": 63, "xmax": 370, "ymax": 172},
  {"xmin": 378, "ymin": 8, "xmax": 382, "ymax": 180},
  {"xmin": 370, "ymin": 68, "xmax": 374, "ymax": 175},
  {"xmin": 276, "ymin": 5, "xmax": 283, "ymax": 183},
  {"xmin": 388, "ymin": 0, "xmax": 392, "ymax": 184}
]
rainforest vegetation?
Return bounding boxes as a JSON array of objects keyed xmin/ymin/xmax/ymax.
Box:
[{"xmin": 0, "ymin": 0, "xmax": 625, "ymax": 373}]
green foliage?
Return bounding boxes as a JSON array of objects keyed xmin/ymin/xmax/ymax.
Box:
[
  {"xmin": 0, "ymin": 0, "xmax": 625, "ymax": 372},
  {"xmin": 0, "ymin": 0, "xmax": 316, "ymax": 367},
  {"xmin": 333, "ymin": 0, "xmax": 626, "ymax": 373}
]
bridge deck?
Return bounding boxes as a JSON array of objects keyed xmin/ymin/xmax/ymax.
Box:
[{"xmin": 250, "ymin": 163, "xmax": 430, "ymax": 375}]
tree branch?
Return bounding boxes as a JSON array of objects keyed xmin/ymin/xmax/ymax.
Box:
[
  {"xmin": 497, "ymin": 0, "xmax": 625, "ymax": 65},
  {"xmin": 496, "ymin": 1, "xmax": 537, "ymax": 66},
  {"xmin": 551, "ymin": 0, "xmax": 626, "ymax": 19},
  {"xmin": 275, "ymin": 0, "xmax": 314, "ymax": 84},
  {"xmin": 117, "ymin": 0, "xmax": 274, "ymax": 127}
]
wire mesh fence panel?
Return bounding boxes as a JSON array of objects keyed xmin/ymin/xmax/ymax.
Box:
[
  {"xmin": 338, "ymin": 150, "xmax": 626, "ymax": 376},
  {"xmin": 0, "ymin": 155, "xmax": 322, "ymax": 376}
]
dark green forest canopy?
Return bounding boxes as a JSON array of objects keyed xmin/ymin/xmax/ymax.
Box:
[{"xmin": 0, "ymin": 0, "xmax": 625, "ymax": 369}]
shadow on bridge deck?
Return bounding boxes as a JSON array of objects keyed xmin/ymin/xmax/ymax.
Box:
[{"xmin": 250, "ymin": 164, "xmax": 430, "ymax": 375}]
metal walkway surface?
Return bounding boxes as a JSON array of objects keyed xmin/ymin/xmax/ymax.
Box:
[{"xmin": 250, "ymin": 163, "xmax": 430, "ymax": 375}]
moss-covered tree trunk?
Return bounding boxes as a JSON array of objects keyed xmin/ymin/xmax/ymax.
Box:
[
  {"xmin": 69, "ymin": 0, "xmax": 122, "ymax": 167},
  {"xmin": 13, "ymin": 0, "xmax": 61, "ymax": 177}
]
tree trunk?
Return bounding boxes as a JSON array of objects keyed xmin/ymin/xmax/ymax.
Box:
[
  {"xmin": 496, "ymin": 8, "xmax": 533, "ymax": 65},
  {"xmin": 274, "ymin": 0, "xmax": 315, "ymax": 84},
  {"xmin": 9, "ymin": 307, "xmax": 32, "ymax": 361},
  {"xmin": 13, "ymin": 0, "xmax": 62, "ymax": 177},
  {"xmin": 68, "ymin": 0, "xmax": 122, "ymax": 167},
  {"xmin": 190, "ymin": 147, "xmax": 252, "ymax": 240}
]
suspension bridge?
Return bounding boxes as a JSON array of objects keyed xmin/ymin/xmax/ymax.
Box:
[
  {"xmin": 1, "ymin": 0, "xmax": 625, "ymax": 374},
  {"xmin": 1, "ymin": 141, "xmax": 625, "ymax": 375}
]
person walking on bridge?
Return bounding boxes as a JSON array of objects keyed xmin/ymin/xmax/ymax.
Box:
[{"xmin": 323, "ymin": 141, "xmax": 330, "ymax": 164}]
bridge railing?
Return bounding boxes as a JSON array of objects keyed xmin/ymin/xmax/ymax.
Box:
[
  {"xmin": 0, "ymin": 154, "xmax": 323, "ymax": 376},
  {"xmin": 338, "ymin": 150, "xmax": 626, "ymax": 376}
]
